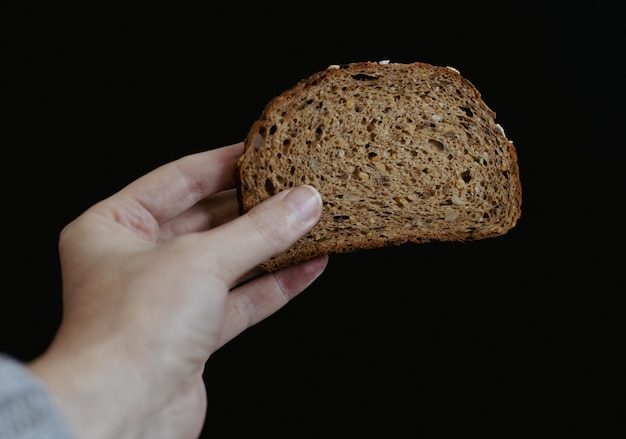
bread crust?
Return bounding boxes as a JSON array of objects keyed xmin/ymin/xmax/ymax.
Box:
[{"xmin": 237, "ymin": 61, "xmax": 522, "ymax": 271}]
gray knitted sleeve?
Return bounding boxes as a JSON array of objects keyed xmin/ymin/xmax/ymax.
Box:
[{"xmin": 0, "ymin": 354, "xmax": 75, "ymax": 439}]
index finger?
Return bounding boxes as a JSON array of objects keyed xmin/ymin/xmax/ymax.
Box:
[{"xmin": 114, "ymin": 142, "xmax": 244, "ymax": 224}]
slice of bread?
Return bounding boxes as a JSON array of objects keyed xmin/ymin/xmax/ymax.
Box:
[{"xmin": 237, "ymin": 61, "xmax": 522, "ymax": 271}]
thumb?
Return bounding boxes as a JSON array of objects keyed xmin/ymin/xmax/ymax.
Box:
[{"xmin": 202, "ymin": 185, "xmax": 322, "ymax": 285}]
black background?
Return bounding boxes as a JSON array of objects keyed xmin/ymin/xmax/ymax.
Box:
[{"xmin": 4, "ymin": 1, "xmax": 623, "ymax": 437}]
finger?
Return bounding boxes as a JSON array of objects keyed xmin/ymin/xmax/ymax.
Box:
[
  {"xmin": 216, "ymin": 255, "xmax": 329, "ymax": 349},
  {"xmin": 158, "ymin": 188, "xmax": 240, "ymax": 240},
  {"xmin": 113, "ymin": 142, "xmax": 244, "ymax": 225},
  {"xmin": 199, "ymin": 185, "xmax": 323, "ymax": 287},
  {"xmin": 232, "ymin": 265, "xmax": 267, "ymax": 288}
]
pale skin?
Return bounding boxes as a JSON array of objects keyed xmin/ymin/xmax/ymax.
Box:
[{"xmin": 27, "ymin": 142, "xmax": 328, "ymax": 439}]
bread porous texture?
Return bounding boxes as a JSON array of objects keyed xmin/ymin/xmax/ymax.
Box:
[{"xmin": 237, "ymin": 61, "xmax": 522, "ymax": 271}]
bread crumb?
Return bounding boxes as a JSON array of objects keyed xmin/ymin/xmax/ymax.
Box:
[{"xmin": 446, "ymin": 66, "xmax": 460, "ymax": 74}]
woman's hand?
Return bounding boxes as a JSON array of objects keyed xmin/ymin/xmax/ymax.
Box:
[{"xmin": 28, "ymin": 142, "xmax": 327, "ymax": 439}]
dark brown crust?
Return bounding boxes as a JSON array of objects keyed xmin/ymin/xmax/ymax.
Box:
[
  {"xmin": 234, "ymin": 161, "xmax": 245, "ymax": 216},
  {"xmin": 238, "ymin": 61, "xmax": 522, "ymax": 271}
]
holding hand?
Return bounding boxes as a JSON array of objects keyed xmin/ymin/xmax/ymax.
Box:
[{"xmin": 28, "ymin": 142, "xmax": 328, "ymax": 439}]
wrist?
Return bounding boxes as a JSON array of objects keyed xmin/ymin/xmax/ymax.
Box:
[{"xmin": 28, "ymin": 339, "xmax": 144, "ymax": 439}]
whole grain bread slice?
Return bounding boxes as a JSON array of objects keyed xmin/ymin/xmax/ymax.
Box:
[{"xmin": 237, "ymin": 61, "xmax": 522, "ymax": 271}]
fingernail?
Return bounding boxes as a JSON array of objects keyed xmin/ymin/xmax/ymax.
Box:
[{"xmin": 283, "ymin": 185, "xmax": 321, "ymax": 221}]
